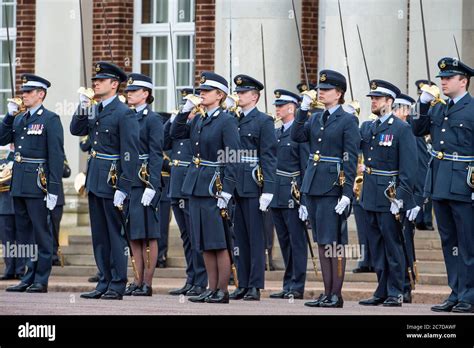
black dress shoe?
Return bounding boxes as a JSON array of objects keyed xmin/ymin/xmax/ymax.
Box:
[
  {"xmin": 415, "ymin": 222, "xmax": 434, "ymax": 231},
  {"xmin": 431, "ymin": 300, "xmax": 457, "ymax": 312},
  {"xmin": 452, "ymin": 302, "xmax": 474, "ymax": 313},
  {"xmin": 284, "ymin": 291, "xmax": 304, "ymax": 300},
  {"xmin": 359, "ymin": 296, "xmax": 386, "ymax": 306},
  {"xmin": 88, "ymin": 274, "xmax": 100, "ymax": 283},
  {"xmin": 0, "ymin": 274, "xmax": 16, "ymax": 280},
  {"xmin": 52, "ymin": 259, "xmax": 62, "ymax": 267},
  {"xmin": 320, "ymin": 294, "xmax": 344, "ymax": 308},
  {"xmin": 352, "ymin": 266, "xmax": 373, "ymax": 273},
  {"xmin": 80, "ymin": 290, "xmax": 104, "ymax": 299},
  {"xmin": 205, "ymin": 290, "xmax": 230, "ymax": 304},
  {"xmin": 6, "ymin": 282, "xmax": 30, "ymax": 292},
  {"xmin": 157, "ymin": 260, "xmax": 167, "ymax": 268},
  {"xmin": 383, "ymin": 296, "xmax": 402, "ymax": 307},
  {"xmin": 188, "ymin": 289, "xmax": 215, "ymax": 303},
  {"xmin": 26, "ymin": 283, "xmax": 48, "ymax": 293},
  {"xmin": 243, "ymin": 287, "xmax": 260, "ymax": 301},
  {"xmin": 403, "ymin": 291, "xmax": 412, "ymax": 304},
  {"xmin": 269, "ymin": 290, "xmax": 288, "ymax": 299},
  {"xmin": 185, "ymin": 285, "xmax": 206, "ymax": 297},
  {"xmin": 15, "ymin": 274, "xmax": 24, "ymax": 280},
  {"xmin": 169, "ymin": 283, "xmax": 193, "ymax": 296},
  {"xmin": 132, "ymin": 283, "xmax": 152, "ymax": 296},
  {"xmin": 265, "ymin": 262, "xmax": 276, "ymax": 271},
  {"xmin": 304, "ymin": 293, "xmax": 329, "ymax": 307},
  {"xmin": 101, "ymin": 289, "xmax": 123, "ymax": 300},
  {"xmin": 229, "ymin": 287, "xmax": 248, "ymax": 300},
  {"xmin": 124, "ymin": 283, "xmax": 140, "ymax": 296}
]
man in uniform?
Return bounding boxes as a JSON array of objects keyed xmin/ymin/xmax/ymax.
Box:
[
  {"xmin": 165, "ymin": 88, "xmax": 207, "ymax": 296},
  {"xmin": 71, "ymin": 62, "xmax": 139, "ymax": 300},
  {"xmin": 1, "ymin": 74, "xmax": 64, "ymax": 293},
  {"xmin": 412, "ymin": 57, "xmax": 474, "ymax": 313},
  {"xmin": 358, "ymin": 80, "xmax": 418, "ymax": 307},
  {"xmin": 268, "ymin": 89, "xmax": 309, "ymax": 300},
  {"xmin": 229, "ymin": 74, "xmax": 277, "ymax": 301},
  {"xmin": 0, "ymin": 144, "xmax": 25, "ymax": 280}
]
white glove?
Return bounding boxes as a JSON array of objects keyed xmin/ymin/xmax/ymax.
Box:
[
  {"xmin": 182, "ymin": 96, "xmax": 202, "ymax": 113},
  {"xmin": 334, "ymin": 195, "xmax": 351, "ymax": 215},
  {"xmin": 170, "ymin": 112, "xmax": 178, "ymax": 123},
  {"xmin": 7, "ymin": 101, "xmax": 19, "ymax": 116},
  {"xmin": 259, "ymin": 193, "xmax": 274, "ymax": 211},
  {"xmin": 217, "ymin": 191, "xmax": 232, "ymax": 209},
  {"xmin": 80, "ymin": 94, "xmax": 92, "ymax": 109},
  {"xmin": 113, "ymin": 190, "xmax": 127, "ymax": 207},
  {"xmin": 224, "ymin": 96, "xmax": 236, "ymax": 110},
  {"xmin": 301, "ymin": 94, "xmax": 313, "ymax": 111},
  {"xmin": 44, "ymin": 193, "xmax": 58, "ymax": 211},
  {"xmin": 420, "ymin": 91, "xmax": 435, "ymax": 104},
  {"xmin": 407, "ymin": 206, "xmax": 421, "ymax": 222},
  {"xmin": 141, "ymin": 188, "xmax": 156, "ymax": 207},
  {"xmin": 390, "ymin": 199, "xmax": 403, "ymax": 215},
  {"xmin": 298, "ymin": 205, "xmax": 308, "ymax": 221}
]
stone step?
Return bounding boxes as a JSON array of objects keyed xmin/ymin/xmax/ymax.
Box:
[
  {"xmin": 0, "ymin": 276, "xmax": 451, "ymax": 304},
  {"xmin": 41, "ymin": 264, "xmax": 448, "ymax": 286}
]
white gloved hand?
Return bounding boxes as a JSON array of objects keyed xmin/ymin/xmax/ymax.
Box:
[
  {"xmin": 300, "ymin": 94, "xmax": 313, "ymax": 111},
  {"xmin": 259, "ymin": 193, "xmax": 274, "ymax": 211},
  {"xmin": 420, "ymin": 91, "xmax": 435, "ymax": 104},
  {"xmin": 79, "ymin": 94, "xmax": 92, "ymax": 109},
  {"xmin": 113, "ymin": 190, "xmax": 127, "ymax": 207},
  {"xmin": 334, "ymin": 195, "xmax": 351, "ymax": 215},
  {"xmin": 141, "ymin": 188, "xmax": 156, "ymax": 207},
  {"xmin": 217, "ymin": 191, "xmax": 232, "ymax": 209},
  {"xmin": 7, "ymin": 101, "xmax": 19, "ymax": 116},
  {"xmin": 44, "ymin": 193, "xmax": 58, "ymax": 211},
  {"xmin": 390, "ymin": 199, "xmax": 403, "ymax": 215},
  {"xmin": 224, "ymin": 96, "xmax": 236, "ymax": 110},
  {"xmin": 170, "ymin": 111, "xmax": 178, "ymax": 123},
  {"xmin": 298, "ymin": 205, "xmax": 308, "ymax": 221},
  {"xmin": 182, "ymin": 95, "xmax": 202, "ymax": 113},
  {"xmin": 407, "ymin": 206, "xmax": 421, "ymax": 222}
]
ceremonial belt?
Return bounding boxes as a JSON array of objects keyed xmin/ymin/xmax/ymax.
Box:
[
  {"xmin": 192, "ymin": 156, "xmax": 223, "ymax": 167},
  {"xmin": 139, "ymin": 154, "xmax": 149, "ymax": 161},
  {"xmin": 90, "ymin": 149, "xmax": 120, "ymax": 161},
  {"xmin": 309, "ymin": 154, "xmax": 342, "ymax": 163},
  {"xmin": 276, "ymin": 169, "xmax": 301, "ymax": 178},
  {"xmin": 241, "ymin": 156, "xmax": 259, "ymax": 163},
  {"xmin": 14, "ymin": 153, "xmax": 46, "ymax": 164},
  {"xmin": 429, "ymin": 148, "xmax": 474, "ymax": 162},
  {"xmin": 171, "ymin": 159, "xmax": 191, "ymax": 167},
  {"xmin": 365, "ymin": 167, "xmax": 399, "ymax": 176}
]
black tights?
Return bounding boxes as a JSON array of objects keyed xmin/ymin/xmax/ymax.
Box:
[
  {"xmin": 318, "ymin": 244, "xmax": 346, "ymax": 297},
  {"xmin": 203, "ymin": 249, "xmax": 231, "ymax": 291},
  {"xmin": 130, "ymin": 239, "xmax": 158, "ymax": 286}
]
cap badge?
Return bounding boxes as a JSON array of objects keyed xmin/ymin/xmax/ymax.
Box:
[
  {"xmin": 200, "ymin": 75, "xmax": 206, "ymax": 84},
  {"xmin": 22, "ymin": 76, "xmax": 28, "ymax": 84},
  {"xmin": 96, "ymin": 64, "xmax": 101, "ymax": 72},
  {"xmin": 275, "ymin": 91, "xmax": 281, "ymax": 98},
  {"xmin": 320, "ymin": 74, "xmax": 327, "ymax": 82},
  {"xmin": 440, "ymin": 60, "xmax": 446, "ymax": 69},
  {"xmin": 236, "ymin": 77, "xmax": 243, "ymax": 85},
  {"xmin": 370, "ymin": 81, "xmax": 378, "ymax": 90},
  {"xmin": 127, "ymin": 77, "xmax": 134, "ymax": 86}
]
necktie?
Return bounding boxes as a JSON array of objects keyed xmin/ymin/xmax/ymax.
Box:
[
  {"xmin": 24, "ymin": 111, "xmax": 31, "ymax": 120},
  {"xmin": 279, "ymin": 125, "xmax": 284, "ymax": 137},
  {"xmin": 322, "ymin": 110, "xmax": 330, "ymax": 124},
  {"xmin": 375, "ymin": 118, "xmax": 381, "ymax": 127},
  {"xmin": 448, "ymin": 100, "xmax": 455, "ymax": 109},
  {"xmin": 98, "ymin": 103, "xmax": 104, "ymax": 113}
]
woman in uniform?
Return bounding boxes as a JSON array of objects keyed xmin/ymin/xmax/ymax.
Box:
[
  {"xmin": 124, "ymin": 73, "xmax": 164, "ymax": 296},
  {"xmin": 170, "ymin": 72, "xmax": 241, "ymax": 303}
]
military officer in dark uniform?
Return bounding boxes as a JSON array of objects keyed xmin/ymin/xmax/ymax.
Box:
[
  {"xmin": 292, "ymin": 70, "xmax": 359, "ymax": 308},
  {"xmin": 123, "ymin": 73, "xmax": 163, "ymax": 297},
  {"xmin": 1, "ymin": 74, "xmax": 65, "ymax": 293},
  {"xmin": 413, "ymin": 79, "xmax": 435, "ymax": 231},
  {"xmin": 166, "ymin": 88, "xmax": 208, "ymax": 297},
  {"xmin": 393, "ymin": 93, "xmax": 422, "ymax": 303},
  {"xmin": 268, "ymin": 89, "xmax": 309, "ymax": 300},
  {"xmin": 170, "ymin": 72, "xmax": 241, "ymax": 303},
  {"xmin": 357, "ymin": 79, "xmax": 418, "ymax": 307},
  {"xmin": 229, "ymin": 74, "xmax": 277, "ymax": 301},
  {"xmin": 51, "ymin": 157, "xmax": 71, "ymax": 266},
  {"xmin": 0, "ymin": 144, "xmax": 25, "ymax": 280},
  {"xmin": 71, "ymin": 62, "xmax": 139, "ymax": 300},
  {"xmin": 412, "ymin": 58, "xmax": 474, "ymax": 313}
]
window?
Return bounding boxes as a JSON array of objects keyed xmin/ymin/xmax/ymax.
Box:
[
  {"xmin": 134, "ymin": 0, "xmax": 195, "ymax": 113},
  {"xmin": 0, "ymin": 0, "xmax": 16, "ymax": 114}
]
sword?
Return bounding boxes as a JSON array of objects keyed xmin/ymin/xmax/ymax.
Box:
[
  {"xmin": 100, "ymin": 0, "xmax": 114, "ymax": 62},
  {"xmin": 453, "ymin": 35, "xmax": 461, "ymax": 60},
  {"xmin": 290, "ymin": 178, "xmax": 318, "ymax": 279},
  {"xmin": 116, "ymin": 204, "xmax": 140, "ymax": 281},
  {"xmin": 356, "ymin": 24, "xmax": 371, "ymax": 86},
  {"xmin": 169, "ymin": 23, "xmax": 179, "ymax": 110},
  {"xmin": 337, "ymin": 0, "xmax": 354, "ymax": 101},
  {"xmin": 260, "ymin": 24, "xmax": 269, "ymax": 115}
]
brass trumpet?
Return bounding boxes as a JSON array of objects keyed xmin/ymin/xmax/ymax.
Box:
[
  {"xmin": 420, "ymin": 84, "xmax": 446, "ymax": 106},
  {"xmin": 183, "ymin": 94, "xmax": 205, "ymax": 117},
  {"xmin": 354, "ymin": 154, "xmax": 364, "ymax": 201},
  {"xmin": 7, "ymin": 97, "xmax": 26, "ymax": 116},
  {"xmin": 77, "ymin": 87, "xmax": 98, "ymax": 106},
  {"xmin": 0, "ymin": 162, "xmax": 13, "ymax": 192}
]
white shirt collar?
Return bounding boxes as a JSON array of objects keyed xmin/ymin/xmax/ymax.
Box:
[
  {"xmin": 282, "ymin": 119, "xmax": 294, "ymax": 131},
  {"xmin": 28, "ymin": 104, "xmax": 42, "ymax": 116},
  {"xmin": 135, "ymin": 103, "xmax": 147, "ymax": 113}
]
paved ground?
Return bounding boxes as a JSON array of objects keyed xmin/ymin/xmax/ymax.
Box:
[{"xmin": 0, "ymin": 289, "xmax": 468, "ymax": 316}]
